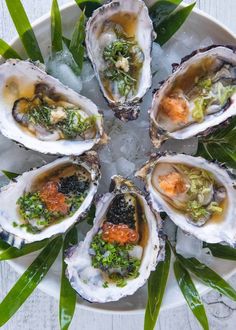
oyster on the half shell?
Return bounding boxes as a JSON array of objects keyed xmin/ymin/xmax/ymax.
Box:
[
  {"xmin": 150, "ymin": 46, "xmax": 236, "ymax": 147},
  {"xmin": 0, "ymin": 151, "xmax": 100, "ymax": 248},
  {"xmin": 136, "ymin": 153, "xmax": 236, "ymax": 246},
  {"xmin": 0, "ymin": 60, "xmax": 106, "ymax": 155},
  {"xmin": 65, "ymin": 176, "xmax": 160, "ymax": 303},
  {"xmin": 86, "ymin": 0, "xmax": 153, "ymax": 121}
]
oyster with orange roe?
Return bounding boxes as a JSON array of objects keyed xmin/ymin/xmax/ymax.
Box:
[
  {"xmin": 65, "ymin": 176, "xmax": 160, "ymax": 303},
  {"xmin": 0, "ymin": 151, "xmax": 100, "ymax": 248},
  {"xmin": 136, "ymin": 153, "xmax": 236, "ymax": 245},
  {"xmin": 150, "ymin": 46, "xmax": 236, "ymax": 147}
]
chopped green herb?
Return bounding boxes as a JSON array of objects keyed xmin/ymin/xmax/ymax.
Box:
[
  {"xmin": 178, "ymin": 165, "xmax": 224, "ymax": 222},
  {"xmin": 186, "ymin": 200, "xmax": 209, "ymax": 221},
  {"xmin": 57, "ymin": 109, "xmax": 97, "ymax": 139},
  {"xmin": 17, "ymin": 192, "xmax": 50, "ymax": 222},
  {"xmin": 67, "ymin": 195, "xmax": 85, "ymax": 215},
  {"xmin": 26, "ymin": 102, "xmax": 97, "ymax": 140},
  {"xmin": 103, "ymin": 281, "xmax": 109, "ymax": 288},
  {"xmin": 90, "ymin": 234, "xmax": 141, "ymax": 287},
  {"xmin": 103, "ymin": 35, "xmax": 143, "ymax": 98},
  {"xmin": 192, "ymin": 77, "xmax": 236, "ymax": 122}
]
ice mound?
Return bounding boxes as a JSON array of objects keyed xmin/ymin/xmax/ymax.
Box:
[{"xmin": 46, "ymin": 46, "xmax": 83, "ymax": 93}]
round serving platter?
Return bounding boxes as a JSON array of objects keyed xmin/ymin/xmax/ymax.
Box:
[{"xmin": 1, "ymin": 0, "xmax": 236, "ymax": 315}]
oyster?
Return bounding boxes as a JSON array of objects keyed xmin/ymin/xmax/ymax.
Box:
[
  {"xmin": 136, "ymin": 153, "xmax": 236, "ymax": 245},
  {"xmin": 150, "ymin": 45, "xmax": 236, "ymax": 147},
  {"xmin": 86, "ymin": 0, "xmax": 153, "ymax": 121},
  {"xmin": 0, "ymin": 151, "xmax": 100, "ymax": 248},
  {"xmin": 65, "ymin": 176, "xmax": 160, "ymax": 303},
  {"xmin": 0, "ymin": 60, "xmax": 106, "ymax": 155}
]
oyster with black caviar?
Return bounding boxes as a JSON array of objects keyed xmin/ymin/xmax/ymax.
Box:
[
  {"xmin": 65, "ymin": 176, "xmax": 160, "ymax": 303},
  {"xmin": 86, "ymin": 0, "xmax": 153, "ymax": 121},
  {"xmin": 0, "ymin": 60, "xmax": 106, "ymax": 155},
  {"xmin": 0, "ymin": 152, "xmax": 100, "ymax": 248},
  {"xmin": 136, "ymin": 153, "xmax": 236, "ymax": 245},
  {"xmin": 150, "ymin": 46, "xmax": 236, "ymax": 147}
]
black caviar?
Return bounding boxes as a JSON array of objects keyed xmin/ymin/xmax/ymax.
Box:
[
  {"xmin": 58, "ymin": 175, "xmax": 89, "ymax": 195},
  {"xmin": 106, "ymin": 194, "xmax": 136, "ymax": 229}
]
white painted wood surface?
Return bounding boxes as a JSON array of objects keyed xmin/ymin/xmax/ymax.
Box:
[{"xmin": 0, "ymin": 0, "xmax": 236, "ymax": 329}]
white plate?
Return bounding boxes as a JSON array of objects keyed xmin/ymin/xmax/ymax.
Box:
[{"xmin": 3, "ymin": 0, "xmax": 236, "ymax": 315}]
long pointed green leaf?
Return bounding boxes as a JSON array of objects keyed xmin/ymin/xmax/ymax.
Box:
[
  {"xmin": 144, "ymin": 242, "xmax": 171, "ymax": 330},
  {"xmin": 0, "ymin": 239, "xmax": 49, "ymax": 261},
  {"xmin": 1, "ymin": 170, "xmax": 19, "ymax": 180},
  {"xmin": 59, "ymin": 228, "xmax": 78, "ymax": 330},
  {"xmin": 177, "ymin": 254, "xmax": 236, "ymax": 301},
  {"xmin": 203, "ymin": 242, "xmax": 236, "ymax": 261},
  {"xmin": 62, "ymin": 36, "xmax": 71, "ymax": 48},
  {"xmin": 51, "ymin": 0, "xmax": 63, "ymax": 53},
  {"xmin": 0, "ymin": 39, "xmax": 22, "ymax": 60},
  {"xmin": 197, "ymin": 117, "xmax": 236, "ymax": 169},
  {"xmin": 69, "ymin": 10, "xmax": 86, "ymax": 71},
  {"xmin": 154, "ymin": 2, "xmax": 195, "ymax": 46},
  {"xmin": 86, "ymin": 204, "xmax": 96, "ymax": 226},
  {"xmin": 0, "ymin": 236, "xmax": 62, "ymax": 326},
  {"xmin": 5, "ymin": 0, "xmax": 43, "ymax": 62},
  {"xmin": 174, "ymin": 260, "xmax": 209, "ymax": 330},
  {"xmin": 149, "ymin": 0, "xmax": 183, "ymax": 27},
  {"xmin": 74, "ymin": 0, "xmax": 101, "ymax": 17}
]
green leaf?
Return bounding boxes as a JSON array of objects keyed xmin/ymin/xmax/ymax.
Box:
[
  {"xmin": 69, "ymin": 10, "xmax": 86, "ymax": 71},
  {"xmin": 0, "ymin": 239, "xmax": 49, "ymax": 261},
  {"xmin": 0, "ymin": 236, "xmax": 62, "ymax": 326},
  {"xmin": 177, "ymin": 254, "xmax": 236, "ymax": 301},
  {"xmin": 86, "ymin": 204, "xmax": 96, "ymax": 226},
  {"xmin": 5, "ymin": 0, "xmax": 44, "ymax": 62},
  {"xmin": 51, "ymin": 0, "xmax": 63, "ymax": 53},
  {"xmin": 62, "ymin": 36, "xmax": 71, "ymax": 48},
  {"xmin": 144, "ymin": 242, "xmax": 171, "ymax": 330},
  {"xmin": 152, "ymin": 2, "xmax": 196, "ymax": 46},
  {"xmin": 174, "ymin": 259, "xmax": 209, "ymax": 330},
  {"xmin": 0, "ymin": 39, "xmax": 22, "ymax": 60},
  {"xmin": 59, "ymin": 228, "xmax": 78, "ymax": 330},
  {"xmin": 197, "ymin": 117, "xmax": 236, "ymax": 169},
  {"xmin": 1, "ymin": 170, "xmax": 19, "ymax": 180},
  {"xmin": 149, "ymin": 0, "xmax": 183, "ymax": 26},
  {"xmin": 203, "ymin": 242, "xmax": 236, "ymax": 261},
  {"xmin": 74, "ymin": 0, "xmax": 101, "ymax": 17}
]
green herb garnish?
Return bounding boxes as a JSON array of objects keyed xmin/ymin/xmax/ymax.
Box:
[
  {"xmin": 17, "ymin": 192, "xmax": 50, "ymax": 222},
  {"xmin": 90, "ymin": 234, "xmax": 141, "ymax": 287},
  {"xmin": 103, "ymin": 37, "xmax": 143, "ymax": 98},
  {"xmin": 28, "ymin": 105, "xmax": 97, "ymax": 140}
]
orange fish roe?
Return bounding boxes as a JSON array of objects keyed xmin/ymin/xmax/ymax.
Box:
[
  {"xmin": 102, "ymin": 223, "xmax": 139, "ymax": 245},
  {"xmin": 161, "ymin": 95, "xmax": 189, "ymax": 124},
  {"xmin": 39, "ymin": 181, "xmax": 69, "ymax": 215},
  {"xmin": 158, "ymin": 172, "xmax": 187, "ymax": 197}
]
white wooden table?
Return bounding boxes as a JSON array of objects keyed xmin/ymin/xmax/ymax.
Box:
[{"xmin": 0, "ymin": 1, "xmax": 236, "ymax": 329}]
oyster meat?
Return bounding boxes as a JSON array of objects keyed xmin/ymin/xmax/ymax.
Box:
[
  {"xmin": 150, "ymin": 46, "xmax": 236, "ymax": 147},
  {"xmin": 0, "ymin": 60, "xmax": 106, "ymax": 155},
  {"xmin": 86, "ymin": 0, "xmax": 153, "ymax": 121},
  {"xmin": 0, "ymin": 151, "xmax": 100, "ymax": 248},
  {"xmin": 65, "ymin": 176, "xmax": 160, "ymax": 303},
  {"xmin": 137, "ymin": 153, "xmax": 236, "ymax": 245}
]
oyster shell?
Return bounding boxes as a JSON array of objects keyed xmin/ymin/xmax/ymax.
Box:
[
  {"xmin": 0, "ymin": 151, "xmax": 100, "ymax": 248},
  {"xmin": 86, "ymin": 0, "xmax": 153, "ymax": 121},
  {"xmin": 65, "ymin": 176, "xmax": 160, "ymax": 303},
  {"xmin": 136, "ymin": 153, "xmax": 236, "ymax": 246},
  {"xmin": 0, "ymin": 60, "xmax": 106, "ymax": 155},
  {"xmin": 150, "ymin": 45, "xmax": 236, "ymax": 147}
]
